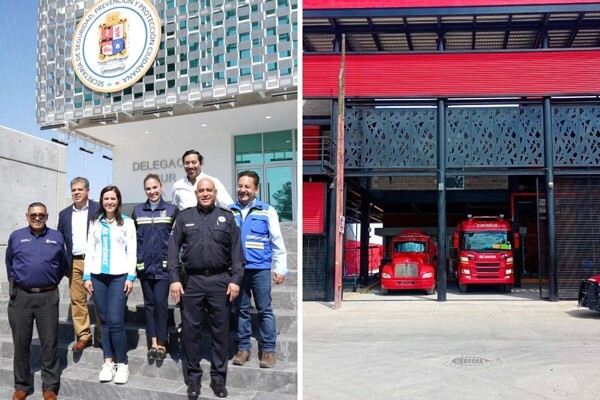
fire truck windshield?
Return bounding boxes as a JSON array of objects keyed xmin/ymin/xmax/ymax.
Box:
[
  {"xmin": 394, "ymin": 241, "xmax": 426, "ymax": 253},
  {"xmin": 463, "ymin": 232, "xmax": 510, "ymax": 251}
]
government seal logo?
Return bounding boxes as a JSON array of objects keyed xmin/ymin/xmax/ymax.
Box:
[{"xmin": 72, "ymin": 0, "xmax": 161, "ymax": 93}]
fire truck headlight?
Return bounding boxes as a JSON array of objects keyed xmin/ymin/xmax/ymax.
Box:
[
  {"xmin": 382, "ymin": 273, "xmax": 392, "ymax": 279},
  {"xmin": 462, "ymin": 269, "xmax": 471, "ymax": 275},
  {"xmin": 422, "ymin": 272, "xmax": 433, "ymax": 279},
  {"xmin": 506, "ymin": 257, "xmax": 513, "ymax": 264},
  {"xmin": 506, "ymin": 269, "xmax": 513, "ymax": 275},
  {"xmin": 460, "ymin": 256, "xmax": 470, "ymax": 264}
]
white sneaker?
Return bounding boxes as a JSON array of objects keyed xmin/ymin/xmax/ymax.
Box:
[
  {"xmin": 113, "ymin": 363, "xmax": 129, "ymax": 384},
  {"xmin": 99, "ymin": 362, "xmax": 116, "ymax": 382}
]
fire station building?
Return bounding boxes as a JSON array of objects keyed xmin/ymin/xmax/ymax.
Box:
[{"xmin": 302, "ymin": 0, "xmax": 600, "ymax": 302}]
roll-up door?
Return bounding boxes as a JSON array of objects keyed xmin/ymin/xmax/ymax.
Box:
[
  {"xmin": 554, "ymin": 176, "xmax": 600, "ymax": 299},
  {"xmin": 303, "ymin": 182, "xmax": 326, "ymax": 234}
]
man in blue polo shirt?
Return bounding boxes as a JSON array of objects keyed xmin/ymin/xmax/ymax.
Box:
[
  {"xmin": 5, "ymin": 202, "xmax": 67, "ymax": 400},
  {"xmin": 229, "ymin": 171, "xmax": 288, "ymax": 369}
]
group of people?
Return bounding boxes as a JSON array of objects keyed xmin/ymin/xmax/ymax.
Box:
[{"xmin": 5, "ymin": 149, "xmax": 288, "ymax": 399}]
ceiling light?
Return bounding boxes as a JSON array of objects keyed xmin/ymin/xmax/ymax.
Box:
[
  {"xmin": 265, "ymin": 116, "xmax": 272, "ymax": 119},
  {"xmin": 144, "ymin": 131, "xmax": 150, "ymax": 134},
  {"xmin": 201, "ymin": 124, "xmax": 207, "ymax": 127}
]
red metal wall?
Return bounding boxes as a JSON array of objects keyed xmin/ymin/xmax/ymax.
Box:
[
  {"xmin": 304, "ymin": 0, "xmax": 600, "ymax": 9},
  {"xmin": 303, "ymin": 125, "xmax": 321, "ymax": 161},
  {"xmin": 304, "ymin": 50, "xmax": 600, "ymax": 98},
  {"xmin": 303, "ymin": 182, "xmax": 326, "ymax": 234}
]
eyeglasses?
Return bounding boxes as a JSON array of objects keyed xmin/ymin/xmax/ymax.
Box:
[{"xmin": 28, "ymin": 213, "xmax": 48, "ymax": 220}]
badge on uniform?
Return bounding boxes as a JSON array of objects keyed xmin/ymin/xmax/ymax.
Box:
[{"xmin": 218, "ymin": 216, "xmax": 226, "ymax": 222}]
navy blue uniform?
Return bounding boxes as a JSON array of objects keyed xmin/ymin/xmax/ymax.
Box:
[
  {"xmin": 132, "ymin": 198, "xmax": 179, "ymax": 345},
  {"xmin": 5, "ymin": 226, "xmax": 67, "ymax": 395},
  {"xmin": 167, "ymin": 205, "xmax": 245, "ymax": 383}
]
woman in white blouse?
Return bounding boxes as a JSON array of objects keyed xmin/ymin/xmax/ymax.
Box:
[{"xmin": 83, "ymin": 185, "xmax": 136, "ymax": 385}]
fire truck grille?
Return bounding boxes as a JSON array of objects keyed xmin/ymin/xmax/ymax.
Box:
[
  {"xmin": 395, "ymin": 263, "xmax": 419, "ymax": 277},
  {"xmin": 475, "ymin": 262, "xmax": 501, "ymax": 275}
]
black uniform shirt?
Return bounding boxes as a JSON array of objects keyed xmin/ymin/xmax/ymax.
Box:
[{"xmin": 167, "ymin": 204, "xmax": 245, "ymax": 286}]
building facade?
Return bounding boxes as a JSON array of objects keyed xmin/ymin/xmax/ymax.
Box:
[
  {"xmin": 303, "ymin": 0, "xmax": 600, "ymax": 301},
  {"xmin": 37, "ymin": 0, "xmax": 298, "ymax": 215}
]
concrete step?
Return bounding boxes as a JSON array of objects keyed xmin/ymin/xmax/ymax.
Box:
[
  {"xmin": 0, "ymin": 384, "xmax": 81, "ymax": 400},
  {"xmin": 0, "ymin": 298, "xmax": 297, "ymax": 336},
  {"xmin": 0, "ymin": 278, "xmax": 297, "ymax": 311},
  {"xmin": 0, "ymin": 335, "xmax": 297, "ymax": 395},
  {"xmin": 0, "ymin": 357, "xmax": 297, "ymax": 399},
  {"xmin": 0, "ymin": 306, "xmax": 298, "ymax": 361}
]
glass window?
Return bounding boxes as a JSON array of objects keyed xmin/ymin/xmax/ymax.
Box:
[
  {"xmin": 235, "ymin": 134, "xmax": 263, "ymax": 165},
  {"xmin": 266, "ymin": 165, "xmax": 293, "ymax": 222},
  {"xmin": 264, "ymin": 130, "xmax": 293, "ymax": 163}
]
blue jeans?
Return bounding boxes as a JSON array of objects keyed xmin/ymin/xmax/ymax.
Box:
[
  {"xmin": 237, "ymin": 269, "xmax": 276, "ymax": 352},
  {"xmin": 91, "ymin": 273, "xmax": 129, "ymax": 363},
  {"xmin": 140, "ymin": 278, "xmax": 170, "ymax": 343}
]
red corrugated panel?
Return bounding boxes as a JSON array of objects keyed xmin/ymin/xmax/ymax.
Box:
[
  {"xmin": 303, "ymin": 182, "xmax": 326, "ymax": 234},
  {"xmin": 303, "ymin": 125, "xmax": 321, "ymax": 161},
  {"xmin": 304, "ymin": 0, "xmax": 600, "ymax": 9},
  {"xmin": 304, "ymin": 50, "xmax": 600, "ymax": 98}
]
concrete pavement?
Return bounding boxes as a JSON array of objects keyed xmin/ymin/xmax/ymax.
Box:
[{"xmin": 303, "ymin": 284, "xmax": 600, "ymax": 400}]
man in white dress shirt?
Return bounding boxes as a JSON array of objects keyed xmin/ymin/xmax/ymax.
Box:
[{"xmin": 171, "ymin": 150, "xmax": 233, "ymax": 211}]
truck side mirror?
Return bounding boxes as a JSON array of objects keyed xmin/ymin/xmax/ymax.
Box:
[
  {"xmin": 381, "ymin": 255, "xmax": 392, "ymax": 267},
  {"xmin": 513, "ymin": 233, "xmax": 520, "ymax": 249},
  {"xmin": 452, "ymin": 232, "xmax": 459, "ymax": 248}
]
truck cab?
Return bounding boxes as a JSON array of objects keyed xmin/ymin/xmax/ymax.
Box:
[
  {"xmin": 453, "ymin": 215, "xmax": 519, "ymax": 293},
  {"xmin": 380, "ymin": 230, "xmax": 437, "ymax": 295}
]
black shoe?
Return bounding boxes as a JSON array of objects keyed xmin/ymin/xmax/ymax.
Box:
[
  {"xmin": 210, "ymin": 379, "xmax": 228, "ymax": 398},
  {"xmin": 187, "ymin": 380, "xmax": 200, "ymax": 397}
]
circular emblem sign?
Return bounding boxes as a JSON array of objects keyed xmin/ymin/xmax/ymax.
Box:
[{"xmin": 71, "ymin": 0, "xmax": 161, "ymax": 93}]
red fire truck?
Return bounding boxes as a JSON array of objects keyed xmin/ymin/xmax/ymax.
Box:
[
  {"xmin": 453, "ymin": 215, "xmax": 519, "ymax": 293},
  {"xmin": 380, "ymin": 230, "xmax": 437, "ymax": 295}
]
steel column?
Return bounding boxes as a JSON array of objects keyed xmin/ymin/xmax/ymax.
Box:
[
  {"xmin": 437, "ymin": 98, "xmax": 448, "ymax": 302},
  {"xmin": 544, "ymin": 97, "xmax": 558, "ymax": 301},
  {"xmin": 541, "ymin": 34, "xmax": 558, "ymax": 301},
  {"xmin": 360, "ymin": 188, "xmax": 371, "ymax": 285},
  {"xmin": 325, "ymin": 100, "xmax": 339, "ymax": 302},
  {"xmin": 436, "ymin": 36, "xmax": 447, "ymax": 302}
]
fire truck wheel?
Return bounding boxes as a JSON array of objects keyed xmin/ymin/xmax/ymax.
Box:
[
  {"xmin": 381, "ymin": 287, "xmax": 388, "ymax": 295},
  {"xmin": 504, "ymin": 284, "xmax": 512, "ymax": 293},
  {"xmin": 458, "ymin": 283, "xmax": 467, "ymax": 293},
  {"xmin": 426, "ymin": 287, "xmax": 435, "ymax": 295}
]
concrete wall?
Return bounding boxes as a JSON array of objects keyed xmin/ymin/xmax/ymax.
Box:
[
  {"xmin": 0, "ymin": 126, "xmax": 67, "ymax": 281},
  {"xmin": 112, "ymin": 132, "xmax": 235, "ymax": 205}
]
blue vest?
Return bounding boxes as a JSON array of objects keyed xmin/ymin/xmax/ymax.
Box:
[{"xmin": 230, "ymin": 200, "xmax": 273, "ymax": 270}]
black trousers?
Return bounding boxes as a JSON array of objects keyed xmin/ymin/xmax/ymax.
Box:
[
  {"xmin": 181, "ymin": 272, "xmax": 230, "ymax": 382},
  {"xmin": 8, "ymin": 287, "xmax": 60, "ymax": 393}
]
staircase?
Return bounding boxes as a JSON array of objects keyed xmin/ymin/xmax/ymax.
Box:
[{"xmin": 0, "ymin": 223, "xmax": 297, "ymax": 399}]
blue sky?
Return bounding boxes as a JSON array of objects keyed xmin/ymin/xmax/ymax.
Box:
[{"xmin": 0, "ymin": 2, "xmax": 113, "ymax": 199}]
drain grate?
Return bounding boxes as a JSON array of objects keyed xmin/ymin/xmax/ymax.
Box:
[{"xmin": 452, "ymin": 356, "xmax": 489, "ymax": 366}]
